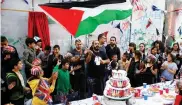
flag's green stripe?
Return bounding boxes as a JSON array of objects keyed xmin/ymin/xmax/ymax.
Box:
[{"xmin": 75, "ymin": 9, "xmax": 132, "ymax": 37}]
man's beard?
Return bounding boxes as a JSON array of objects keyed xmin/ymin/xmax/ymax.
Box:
[
  {"xmin": 110, "ymin": 43, "xmax": 115, "ymax": 47},
  {"xmin": 94, "ymin": 46, "xmax": 100, "ymax": 51}
]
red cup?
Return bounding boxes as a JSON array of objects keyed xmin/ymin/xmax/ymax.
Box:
[
  {"xmin": 137, "ymin": 89, "xmax": 141, "ymax": 93},
  {"xmin": 134, "ymin": 92, "xmax": 139, "ymax": 97},
  {"xmin": 134, "ymin": 89, "xmax": 140, "ymax": 97},
  {"xmin": 159, "ymin": 90, "xmax": 163, "ymax": 95},
  {"xmin": 165, "ymin": 88, "xmax": 169, "ymax": 93}
]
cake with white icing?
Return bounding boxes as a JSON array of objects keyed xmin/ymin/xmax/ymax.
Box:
[{"xmin": 104, "ymin": 70, "xmax": 132, "ymax": 99}]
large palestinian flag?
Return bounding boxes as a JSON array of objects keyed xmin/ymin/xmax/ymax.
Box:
[{"xmin": 39, "ymin": 0, "xmax": 132, "ymax": 38}]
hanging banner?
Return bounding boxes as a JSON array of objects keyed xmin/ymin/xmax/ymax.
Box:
[
  {"xmin": 175, "ymin": 10, "xmax": 182, "ymax": 42},
  {"xmin": 131, "ymin": 0, "xmax": 165, "ymax": 50}
]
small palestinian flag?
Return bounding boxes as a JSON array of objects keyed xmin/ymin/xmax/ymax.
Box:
[
  {"xmin": 39, "ymin": 0, "xmax": 132, "ymax": 38},
  {"xmin": 146, "ymin": 19, "xmax": 152, "ymax": 29}
]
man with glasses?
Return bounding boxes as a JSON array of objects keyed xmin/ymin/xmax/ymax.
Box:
[{"xmin": 105, "ymin": 36, "xmax": 121, "ymax": 61}]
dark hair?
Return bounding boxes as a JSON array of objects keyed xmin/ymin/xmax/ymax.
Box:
[
  {"xmin": 37, "ymin": 39, "xmax": 42, "ymax": 42},
  {"xmin": 149, "ymin": 57, "xmax": 156, "ymax": 64},
  {"xmin": 44, "ymin": 45, "xmax": 51, "ymax": 51},
  {"xmin": 110, "ymin": 36, "xmax": 116, "ymax": 41},
  {"xmin": 53, "ymin": 45, "xmax": 60, "ymax": 50},
  {"xmin": 151, "ymin": 47, "xmax": 158, "ymax": 54},
  {"xmin": 10, "ymin": 58, "xmax": 21, "ymax": 70},
  {"xmin": 129, "ymin": 42, "xmax": 136, "ymax": 50},
  {"xmin": 1, "ymin": 36, "xmax": 8, "ymax": 42},
  {"xmin": 62, "ymin": 59, "xmax": 70, "ymax": 66},
  {"xmin": 98, "ymin": 33, "xmax": 105, "ymax": 41},
  {"xmin": 167, "ymin": 53, "xmax": 175, "ymax": 62},
  {"xmin": 111, "ymin": 54, "xmax": 117, "ymax": 58},
  {"xmin": 75, "ymin": 39, "xmax": 81, "ymax": 44},
  {"xmin": 152, "ymin": 40, "xmax": 164, "ymax": 53},
  {"xmin": 139, "ymin": 43, "xmax": 145, "ymax": 53},
  {"xmin": 111, "ymin": 61, "xmax": 117, "ymax": 69},
  {"xmin": 165, "ymin": 48, "xmax": 172, "ymax": 55},
  {"xmin": 172, "ymin": 43, "xmax": 180, "ymax": 52},
  {"xmin": 25, "ymin": 38, "xmax": 35, "ymax": 46},
  {"xmin": 123, "ymin": 52, "xmax": 129, "ymax": 59},
  {"xmin": 134, "ymin": 50, "xmax": 142, "ymax": 59}
]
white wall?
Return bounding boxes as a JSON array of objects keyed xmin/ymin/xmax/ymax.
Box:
[
  {"xmin": 1, "ymin": 0, "xmax": 122, "ymax": 57},
  {"xmin": 1, "ymin": 0, "xmax": 74, "ymax": 57}
]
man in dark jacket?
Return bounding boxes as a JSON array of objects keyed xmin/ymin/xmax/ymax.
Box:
[{"xmin": 105, "ymin": 36, "xmax": 121, "ymax": 61}]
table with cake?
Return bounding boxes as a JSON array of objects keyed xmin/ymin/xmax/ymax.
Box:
[{"xmin": 63, "ymin": 70, "xmax": 178, "ymax": 105}]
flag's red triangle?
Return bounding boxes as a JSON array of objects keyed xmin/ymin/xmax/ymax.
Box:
[{"xmin": 40, "ymin": 6, "xmax": 84, "ymax": 36}]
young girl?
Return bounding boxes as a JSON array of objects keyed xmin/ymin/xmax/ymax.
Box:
[
  {"xmin": 142, "ymin": 54, "xmax": 158, "ymax": 84},
  {"xmin": 161, "ymin": 54, "xmax": 178, "ymax": 81},
  {"xmin": 174, "ymin": 80, "xmax": 182, "ymax": 105},
  {"xmin": 28, "ymin": 62, "xmax": 57, "ymax": 105},
  {"xmin": 171, "ymin": 43, "xmax": 182, "ymax": 76},
  {"xmin": 126, "ymin": 50, "xmax": 144, "ymax": 87}
]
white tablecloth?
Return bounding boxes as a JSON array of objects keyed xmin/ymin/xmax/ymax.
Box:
[{"xmin": 57, "ymin": 81, "xmax": 177, "ymax": 105}]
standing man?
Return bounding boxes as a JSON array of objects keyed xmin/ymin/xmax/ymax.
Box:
[
  {"xmin": 86, "ymin": 40, "xmax": 110, "ymax": 97},
  {"xmin": 71, "ymin": 39, "xmax": 86, "ymax": 99},
  {"xmin": 98, "ymin": 33, "xmax": 107, "ymax": 53},
  {"xmin": 105, "ymin": 36, "xmax": 121, "ymax": 61}
]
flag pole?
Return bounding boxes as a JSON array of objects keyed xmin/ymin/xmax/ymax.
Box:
[
  {"xmin": 129, "ymin": 14, "xmax": 132, "ymax": 43},
  {"xmin": 71, "ymin": 35, "xmax": 73, "ymax": 51}
]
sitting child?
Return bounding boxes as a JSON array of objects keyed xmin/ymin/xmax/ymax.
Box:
[{"xmin": 28, "ymin": 59, "xmax": 57, "ymax": 105}]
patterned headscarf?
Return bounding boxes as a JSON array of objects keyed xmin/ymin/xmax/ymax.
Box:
[
  {"xmin": 32, "ymin": 58, "xmax": 42, "ymax": 66},
  {"xmin": 31, "ymin": 66, "xmax": 43, "ymax": 76},
  {"xmin": 3, "ymin": 46, "xmax": 15, "ymax": 54}
]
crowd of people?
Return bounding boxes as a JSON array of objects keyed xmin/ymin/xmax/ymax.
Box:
[{"xmin": 1, "ymin": 34, "xmax": 182, "ymax": 105}]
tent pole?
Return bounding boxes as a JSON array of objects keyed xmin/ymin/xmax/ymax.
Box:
[
  {"xmin": 129, "ymin": 14, "xmax": 132, "ymax": 43},
  {"xmin": 32, "ymin": 0, "xmax": 34, "ymax": 11},
  {"xmin": 71, "ymin": 35, "xmax": 73, "ymax": 50}
]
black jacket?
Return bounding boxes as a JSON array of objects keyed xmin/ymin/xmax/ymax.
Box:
[
  {"xmin": 105, "ymin": 44, "xmax": 121, "ymax": 60},
  {"xmin": 47, "ymin": 54, "xmax": 63, "ymax": 78}
]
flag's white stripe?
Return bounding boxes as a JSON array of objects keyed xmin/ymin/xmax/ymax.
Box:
[{"xmin": 71, "ymin": 1, "xmax": 132, "ymax": 20}]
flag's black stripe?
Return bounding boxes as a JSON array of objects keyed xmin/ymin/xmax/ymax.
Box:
[{"xmin": 39, "ymin": 0, "xmax": 126, "ymax": 9}]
